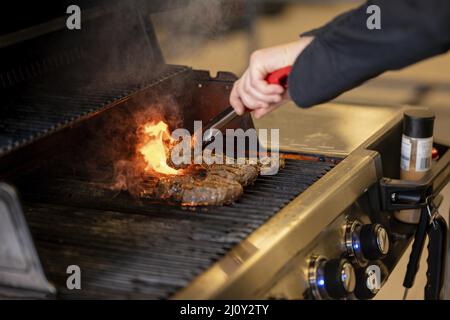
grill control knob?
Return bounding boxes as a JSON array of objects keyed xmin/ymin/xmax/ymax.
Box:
[
  {"xmin": 309, "ymin": 256, "xmax": 356, "ymax": 299},
  {"xmin": 345, "ymin": 221, "xmax": 390, "ymax": 265},
  {"xmin": 360, "ymin": 224, "xmax": 390, "ymax": 260}
]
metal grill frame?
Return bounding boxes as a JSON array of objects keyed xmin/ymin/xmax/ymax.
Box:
[
  {"xmin": 174, "ymin": 148, "xmax": 382, "ymax": 299},
  {"xmin": 16, "ymin": 158, "xmax": 335, "ymax": 299}
]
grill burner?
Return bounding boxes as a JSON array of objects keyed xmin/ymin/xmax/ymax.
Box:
[{"xmin": 19, "ymin": 159, "xmax": 334, "ymax": 299}]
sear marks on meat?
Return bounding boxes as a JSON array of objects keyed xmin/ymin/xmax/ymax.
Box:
[
  {"xmin": 181, "ymin": 176, "xmax": 243, "ymax": 206},
  {"xmin": 141, "ymin": 162, "xmax": 259, "ymax": 206},
  {"xmin": 141, "ymin": 157, "xmax": 284, "ymax": 206},
  {"xmin": 158, "ymin": 173, "xmax": 243, "ymax": 206},
  {"xmin": 208, "ymin": 163, "xmax": 259, "ymax": 187}
]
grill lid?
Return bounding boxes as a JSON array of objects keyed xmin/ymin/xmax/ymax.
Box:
[{"xmin": 0, "ymin": 1, "xmax": 174, "ymax": 166}]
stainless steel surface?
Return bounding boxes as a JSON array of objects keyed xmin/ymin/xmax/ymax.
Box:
[
  {"xmin": 0, "ymin": 183, "xmax": 54, "ymax": 295},
  {"xmin": 174, "ymin": 147, "xmax": 382, "ymax": 299},
  {"xmin": 174, "ymin": 102, "xmax": 422, "ymax": 299},
  {"xmin": 376, "ymin": 226, "xmax": 390, "ymax": 255},
  {"xmin": 263, "ymin": 200, "xmax": 386, "ymax": 300},
  {"xmin": 0, "ymin": 68, "xmax": 257, "ymax": 299},
  {"xmin": 308, "ymin": 256, "xmax": 328, "ymax": 300},
  {"xmin": 341, "ymin": 261, "xmax": 356, "ymax": 294},
  {"xmin": 307, "ymin": 257, "xmax": 356, "ymax": 300},
  {"xmin": 203, "ymin": 107, "xmax": 239, "ymax": 143},
  {"xmin": 253, "ymin": 102, "xmax": 404, "ymax": 156},
  {"xmin": 345, "ymin": 220, "xmax": 366, "ymax": 266},
  {"xmin": 345, "ymin": 222, "xmax": 390, "ymax": 266},
  {"xmin": 1, "ymin": 0, "xmax": 447, "ymax": 299}
]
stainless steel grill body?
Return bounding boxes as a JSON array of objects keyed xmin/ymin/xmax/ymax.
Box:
[{"xmin": 1, "ymin": 2, "xmax": 449, "ymax": 300}]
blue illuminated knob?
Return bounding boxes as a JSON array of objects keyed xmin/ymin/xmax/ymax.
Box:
[
  {"xmin": 360, "ymin": 224, "xmax": 390, "ymax": 261},
  {"xmin": 324, "ymin": 259, "xmax": 356, "ymax": 299},
  {"xmin": 309, "ymin": 256, "xmax": 355, "ymax": 300},
  {"xmin": 345, "ymin": 221, "xmax": 390, "ymax": 265}
]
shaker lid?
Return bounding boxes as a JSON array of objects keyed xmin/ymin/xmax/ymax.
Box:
[{"xmin": 403, "ymin": 109, "xmax": 435, "ymax": 138}]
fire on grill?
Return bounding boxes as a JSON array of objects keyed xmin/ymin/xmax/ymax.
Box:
[
  {"xmin": 0, "ymin": 2, "xmax": 339, "ymax": 299},
  {"xmin": 139, "ymin": 120, "xmax": 182, "ymax": 176},
  {"xmin": 112, "ymin": 118, "xmax": 282, "ymax": 206}
]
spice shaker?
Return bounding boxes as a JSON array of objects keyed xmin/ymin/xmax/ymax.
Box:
[{"xmin": 395, "ymin": 109, "xmax": 435, "ymax": 224}]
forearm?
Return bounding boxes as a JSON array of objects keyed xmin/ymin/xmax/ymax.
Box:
[{"xmin": 288, "ymin": 0, "xmax": 450, "ymax": 108}]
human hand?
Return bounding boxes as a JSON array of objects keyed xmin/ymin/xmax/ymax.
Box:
[{"xmin": 230, "ymin": 36, "xmax": 314, "ymax": 119}]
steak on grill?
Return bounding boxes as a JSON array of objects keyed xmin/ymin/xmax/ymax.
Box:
[
  {"xmin": 151, "ymin": 157, "xmax": 283, "ymax": 206},
  {"xmin": 143, "ymin": 161, "xmax": 259, "ymax": 206},
  {"xmin": 154, "ymin": 172, "xmax": 244, "ymax": 206}
]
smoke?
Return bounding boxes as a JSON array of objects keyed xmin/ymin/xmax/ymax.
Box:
[
  {"xmin": 51, "ymin": 0, "xmax": 240, "ymax": 196},
  {"xmin": 72, "ymin": 0, "xmax": 239, "ymax": 105},
  {"xmin": 95, "ymin": 4, "xmax": 230, "ymax": 197},
  {"xmin": 152, "ymin": 0, "xmax": 241, "ymax": 60}
]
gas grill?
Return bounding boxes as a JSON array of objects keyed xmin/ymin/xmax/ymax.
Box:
[
  {"xmin": 14, "ymin": 159, "xmax": 334, "ymax": 299},
  {"xmin": 1, "ymin": 2, "xmax": 449, "ymax": 300}
]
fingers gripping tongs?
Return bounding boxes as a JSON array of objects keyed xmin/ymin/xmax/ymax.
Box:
[{"xmin": 202, "ymin": 66, "xmax": 292, "ymax": 149}]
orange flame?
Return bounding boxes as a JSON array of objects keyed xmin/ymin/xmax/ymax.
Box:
[{"xmin": 138, "ymin": 121, "xmax": 180, "ymax": 175}]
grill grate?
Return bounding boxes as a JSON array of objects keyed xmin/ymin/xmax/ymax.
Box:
[
  {"xmin": 22, "ymin": 159, "xmax": 335, "ymax": 299},
  {"xmin": 0, "ymin": 65, "xmax": 189, "ymax": 157}
]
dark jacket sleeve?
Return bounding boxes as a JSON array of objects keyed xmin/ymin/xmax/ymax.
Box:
[{"xmin": 288, "ymin": 0, "xmax": 450, "ymax": 108}]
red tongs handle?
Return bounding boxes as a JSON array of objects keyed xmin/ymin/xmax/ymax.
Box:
[{"xmin": 265, "ymin": 66, "xmax": 292, "ymax": 88}]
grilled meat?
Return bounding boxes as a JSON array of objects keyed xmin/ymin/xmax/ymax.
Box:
[
  {"xmin": 154, "ymin": 173, "xmax": 243, "ymax": 206},
  {"xmin": 140, "ymin": 157, "xmax": 284, "ymax": 206},
  {"xmin": 147, "ymin": 163, "xmax": 256, "ymax": 206},
  {"xmin": 208, "ymin": 163, "xmax": 259, "ymax": 186}
]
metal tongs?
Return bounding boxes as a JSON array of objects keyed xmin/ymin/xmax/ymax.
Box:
[
  {"xmin": 402, "ymin": 194, "xmax": 447, "ymax": 300},
  {"xmin": 379, "ymin": 150, "xmax": 449, "ymax": 300},
  {"xmin": 202, "ymin": 66, "xmax": 292, "ymax": 149}
]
